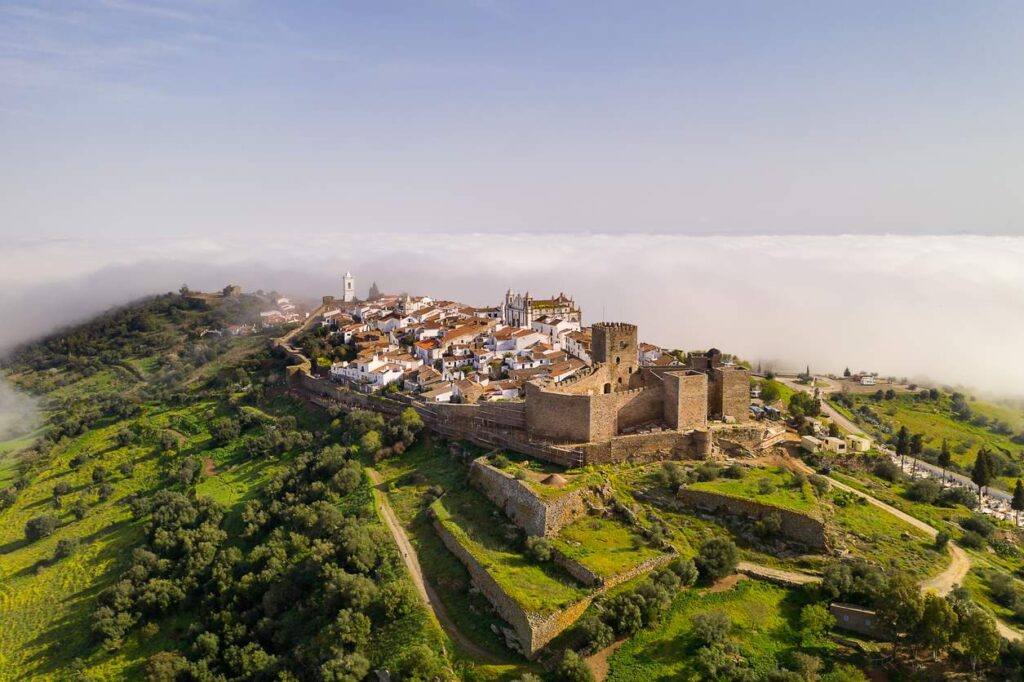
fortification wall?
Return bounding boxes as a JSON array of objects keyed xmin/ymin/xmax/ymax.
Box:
[
  {"xmin": 430, "ymin": 516, "xmax": 540, "ymax": 654},
  {"xmin": 675, "ymin": 488, "xmax": 827, "ymax": 550},
  {"xmin": 615, "ymin": 385, "xmax": 664, "ymax": 431},
  {"xmin": 580, "ymin": 430, "xmax": 702, "ymax": 464},
  {"xmin": 434, "ymin": 510, "xmax": 676, "ymax": 657},
  {"xmin": 525, "ymin": 383, "xmax": 594, "ymax": 443},
  {"xmin": 469, "ymin": 458, "xmax": 595, "ymax": 536}
]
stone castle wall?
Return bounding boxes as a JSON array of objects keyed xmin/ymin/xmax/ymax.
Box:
[
  {"xmin": 675, "ymin": 488, "xmax": 827, "ymax": 550},
  {"xmin": 709, "ymin": 367, "xmax": 750, "ymax": 421},
  {"xmin": 661, "ymin": 370, "xmax": 709, "ymax": 430},
  {"xmin": 433, "ymin": 509, "xmax": 675, "ymax": 657},
  {"xmin": 469, "ymin": 458, "xmax": 596, "ymax": 536},
  {"xmin": 524, "ymin": 383, "xmax": 594, "ymax": 443}
]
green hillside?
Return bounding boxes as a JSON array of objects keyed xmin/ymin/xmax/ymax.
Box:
[{"xmin": 0, "ymin": 292, "xmax": 450, "ymax": 681}]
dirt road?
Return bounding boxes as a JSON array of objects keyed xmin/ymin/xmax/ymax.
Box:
[{"xmin": 366, "ymin": 468, "xmax": 505, "ymax": 663}]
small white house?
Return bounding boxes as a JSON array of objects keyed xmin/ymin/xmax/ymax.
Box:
[
  {"xmin": 800, "ymin": 435, "xmax": 822, "ymax": 452},
  {"xmin": 845, "ymin": 435, "xmax": 872, "ymax": 453},
  {"xmin": 822, "ymin": 436, "xmax": 847, "ymax": 454}
]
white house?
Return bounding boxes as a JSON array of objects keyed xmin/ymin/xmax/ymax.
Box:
[
  {"xmin": 800, "ymin": 435, "xmax": 822, "ymax": 452},
  {"xmin": 531, "ymin": 316, "xmax": 581, "ymax": 349},
  {"xmin": 420, "ymin": 383, "xmax": 454, "ymax": 403},
  {"xmin": 845, "ymin": 435, "xmax": 872, "ymax": 453},
  {"xmin": 822, "ymin": 436, "xmax": 847, "ymax": 454},
  {"xmin": 564, "ymin": 329, "xmax": 593, "ymax": 365}
]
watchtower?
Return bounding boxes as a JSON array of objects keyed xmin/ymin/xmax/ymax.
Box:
[{"xmin": 592, "ymin": 322, "xmax": 638, "ymax": 392}]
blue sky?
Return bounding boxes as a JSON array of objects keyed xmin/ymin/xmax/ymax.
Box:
[{"xmin": 2, "ymin": 0, "xmax": 1024, "ymax": 237}]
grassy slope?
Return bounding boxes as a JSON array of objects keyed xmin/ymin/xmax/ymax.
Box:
[
  {"xmin": 606, "ymin": 580, "xmax": 825, "ymax": 682},
  {"xmin": 0, "ymin": 295, "xmax": 450, "ymax": 680},
  {"xmin": 374, "ymin": 441, "xmax": 533, "ymax": 679},
  {"xmin": 835, "ymin": 393, "xmax": 1024, "ymax": 486},
  {"xmin": 551, "ymin": 515, "xmax": 664, "ymax": 579}
]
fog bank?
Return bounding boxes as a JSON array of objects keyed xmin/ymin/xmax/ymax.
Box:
[
  {"xmin": 0, "ymin": 377, "xmax": 40, "ymax": 443},
  {"xmin": 1, "ymin": 234, "xmax": 1022, "ymax": 396}
]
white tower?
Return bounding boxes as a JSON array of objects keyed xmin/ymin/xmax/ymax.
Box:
[{"xmin": 343, "ymin": 271, "xmax": 355, "ymax": 302}]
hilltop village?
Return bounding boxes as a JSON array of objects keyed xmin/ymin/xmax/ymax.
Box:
[{"xmin": 281, "ymin": 273, "xmax": 787, "ymax": 467}]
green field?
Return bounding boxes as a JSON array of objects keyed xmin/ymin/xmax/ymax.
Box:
[
  {"xmin": 551, "ymin": 514, "xmax": 665, "ymax": 579},
  {"xmin": 606, "ymin": 580, "xmax": 824, "ymax": 681}
]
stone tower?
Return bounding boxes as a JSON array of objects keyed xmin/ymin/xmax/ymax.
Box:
[
  {"xmin": 343, "ymin": 271, "xmax": 355, "ymax": 303},
  {"xmin": 591, "ymin": 322, "xmax": 638, "ymax": 392}
]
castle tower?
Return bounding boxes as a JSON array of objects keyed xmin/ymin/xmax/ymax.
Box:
[
  {"xmin": 591, "ymin": 322, "xmax": 638, "ymax": 392},
  {"xmin": 343, "ymin": 271, "xmax": 355, "ymax": 303}
]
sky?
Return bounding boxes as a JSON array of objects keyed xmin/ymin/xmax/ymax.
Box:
[
  {"xmin": 1, "ymin": 2, "xmax": 1023, "ymax": 396},
  {"xmin": 2, "ymin": 0, "xmax": 1024, "ymax": 237}
]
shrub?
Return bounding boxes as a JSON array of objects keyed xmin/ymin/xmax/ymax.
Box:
[
  {"xmin": 25, "ymin": 514, "xmax": 60, "ymax": 541},
  {"xmin": 905, "ymin": 479, "xmax": 941, "ymax": 504},
  {"xmin": 960, "ymin": 514, "xmax": 995, "ymax": 538},
  {"xmin": 514, "ymin": 467, "xmax": 528, "ymax": 481},
  {"xmin": 808, "ymin": 474, "xmax": 830, "ymax": 496},
  {"xmin": 755, "ymin": 512, "xmax": 783, "ymax": 538},
  {"xmin": 555, "ymin": 650, "xmax": 594, "ymax": 682},
  {"xmin": 756, "ymin": 478, "xmax": 775, "ymax": 495},
  {"xmin": 53, "ymin": 481, "xmax": 71, "ymax": 497},
  {"xmin": 54, "ymin": 537, "xmax": 80, "ymax": 560},
  {"xmin": 659, "ymin": 461, "xmax": 688, "ymax": 489},
  {"xmin": 695, "ymin": 537, "xmax": 738, "ymax": 582},
  {"xmin": 723, "ymin": 463, "xmax": 746, "ymax": 479},
  {"xmin": 491, "ymin": 453, "xmax": 510, "ymax": 469},
  {"xmin": 668, "ymin": 557, "xmax": 699, "ymax": 586},
  {"xmin": 691, "ymin": 610, "xmax": 731, "ymax": 646},
  {"xmin": 937, "ymin": 486, "xmax": 978, "ymax": 509},
  {"xmin": 525, "ymin": 536, "xmax": 554, "ymax": 562},
  {"xmin": 695, "ymin": 464, "xmax": 721, "ymax": 482},
  {"xmin": 959, "ymin": 531, "xmax": 986, "ymax": 550},
  {"xmin": 935, "ymin": 531, "xmax": 951, "ymax": 551},
  {"xmin": 873, "ymin": 459, "xmax": 902, "ymax": 482}
]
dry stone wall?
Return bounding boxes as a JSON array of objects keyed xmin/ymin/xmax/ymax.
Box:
[{"xmin": 676, "ymin": 488, "xmax": 827, "ymax": 550}]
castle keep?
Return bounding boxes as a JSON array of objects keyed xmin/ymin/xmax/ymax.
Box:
[{"xmin": 523, "ymin": 322, "xmax": 751, "ymax": 453}]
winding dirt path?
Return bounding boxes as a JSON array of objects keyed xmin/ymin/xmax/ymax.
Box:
[{"xmin": 366, "ymin": 468, "xmax": 505, "ymax": 663}]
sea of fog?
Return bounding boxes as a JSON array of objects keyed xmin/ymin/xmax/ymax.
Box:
[{"xmin": 0, "ymin": 233, "xmax": 1022, "ymax": 397}]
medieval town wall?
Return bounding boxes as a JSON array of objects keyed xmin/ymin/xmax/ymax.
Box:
[
  {"xmin": 675, "ymin": 488, "xmax": 827, "ymax": 550},
  {"xmin": 524, "ymin": 383, "xmax": 594, "ymax": 443},
  {"xmin": 468, "ymin": 457, "xmax": 595, "ymax": 536}
]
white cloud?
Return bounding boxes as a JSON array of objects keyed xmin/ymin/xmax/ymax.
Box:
[{"xmin": 1, "ymin": 233, "xmax": 1022, "ymax": 396}]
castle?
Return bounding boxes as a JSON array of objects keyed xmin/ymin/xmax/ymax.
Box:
[{"xmin": 523, "ymin": 322, "xmax": 750, "ymax": 447}]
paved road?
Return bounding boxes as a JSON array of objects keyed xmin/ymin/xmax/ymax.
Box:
[{"xmin": 366, "ymin": 468, "xmax": 505, "ymax": 664}]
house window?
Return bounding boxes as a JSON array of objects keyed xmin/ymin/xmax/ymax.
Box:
[
  {"xmin": 615, "ymin": 356, "xmax": 620, "ymax": 364},
  {"xmin": 618, "ymin": 377, "xmax": 623, "ymax": 384},
  {"xmin": 603, "ymin": 383, "xmax": 611, "ymax": 394}
]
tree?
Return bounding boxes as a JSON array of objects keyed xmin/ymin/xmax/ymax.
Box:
[
  {"xmin": 959, "ymin": 607, "xmax": 1001, "ymax": 672},
  {"xmin": 555, "ymin": 650, "xmax": 594, "ymax": 682},
  {"xmin": 909, "ymin": 433, "xmax": 923, "ymax": 456},
  {"xmin": 971, "ymin": 449, "xmax": 992, "ymax": 499},
  {"xmin": 895, "ymin": 426, "xmax": 911, "ymax": 467},
  {"xmin": 915, "ymin": 592, "xmax": 957, "ymax": 659},
  {"xmin": 822, "ymin": 664, "xmax": 868, "ymax": 682},
  {"xmin": 798, "ymin": 603, "xmax": 836, "ymax": 644},
  {"xmin": 1012, "ymin": 479, "xmax": 1024, "ymax": 525},
  {"xmin": 937, "ymin": 439, "xmax": 951, "ymax": 483},
  {"xmin": 695, "ymin": 537, "xmax": 738, "ymax": 582},
  {"xmin": 368, "ymin": 282, "xmax": 381, "ymax": 300},
  {"xmin": 874, "ymin": 572, "xmax": 923, "ymax": 655},
  {"xmin": 844, "ymin": 367, "xmax": 851, "ymax": 377},
  {"xmin": 525, "ymin": 536, "xmax": 554, "ymax": 562},
  {"xmin": 209, "ymin": 417, "xmax": 240, "ymax": 446},
  {"xmin": 358, "ymin": 430, "xmax": 382, "ymax": 458},
  {"xmin": 144, "ymin": 651, "xmax": 188, "ymax": 682},
  {"xmin": 691, "ymin": 610, "xmax": 731, "ymax": 646},
  {"xmin": 25, "ymin": 514, "xmax": 60, "ymax": 541},
  {"xmin": 759, "ymin": 380, "xmax": 781, "ymax": 404}
]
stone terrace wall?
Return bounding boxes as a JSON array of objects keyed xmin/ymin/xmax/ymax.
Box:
[
  {"xmin": 676, "ymin": 488, "xmax": 827, "ymax": 550},
  {"xmin": 434, "ymin": 510, "xmax": 676, "ymax": 657},
  {"xmin": 430, "ymin": 516, "xmax": 541, "ymax": 655},
  {"xmin": 469, "ymin": 457, "xmax": 595, "ymax": 536}
]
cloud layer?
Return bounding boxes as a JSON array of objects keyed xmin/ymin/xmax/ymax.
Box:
[{"xmin": 1, "ymin": 234, "xmax": 1022, "ymax": 396}]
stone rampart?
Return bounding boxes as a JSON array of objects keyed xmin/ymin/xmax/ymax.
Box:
[
  {"xmin": 675, "ymin": 488, "xmax": 827, "ymax": 550},
  {"xmin": 579, "ymin": 430, "xmax": 702, "ymax": 464},
  {"xmin": 433, "ymin": 509, "xmax": 675, "ymax": 657},
  {"xmin": 469, "ymin": 457, "xmax": 597, "ymax": 536}
]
